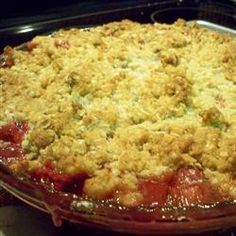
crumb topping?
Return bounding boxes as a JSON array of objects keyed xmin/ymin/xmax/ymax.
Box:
[{"xmin": 0, "ymin": 19, "xmax": 236, "ymax": 205}]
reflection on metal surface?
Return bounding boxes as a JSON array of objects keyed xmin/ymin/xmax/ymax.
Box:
[
  {"xmin": 191, "ymin": 20, "xmax": 236, "ymax": 35},
  {"xmin": 151, "ymin": 6, "xmax": 236, "ymax": 36},
  {"xmin": 17, "ymin": 26, "xmax": 34, "ymax": 34},
  {"xmin": 150, "ymin": 6, "xmax": 235, "ymax": 34}
]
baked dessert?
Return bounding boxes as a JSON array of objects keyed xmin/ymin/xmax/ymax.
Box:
[{"xmin": 0, "ymin": 19, "xmax": 235, "ymax": 208}]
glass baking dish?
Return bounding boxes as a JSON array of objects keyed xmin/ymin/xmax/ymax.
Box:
[{"xmin": 0, "ymin": 0, "xmax": 235, "ymax": 234}]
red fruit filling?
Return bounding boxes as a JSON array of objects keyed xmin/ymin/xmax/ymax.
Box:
[
  {"xmin": 138, "ymin": 173, "xmax": 173, "ymax": 206},
  {"xmin": 0, "ymin": 143, "xmax": 24, "ymax": 161},
  {"xmin": 19, "ymin": 42, "xmax": 37, "ymax": 52},
  {"xmin": 31, "ymin": 161, "xmax": 88, "ymax": 193},
  {"xmin": 54, "ymin": 40, "xmax": 70, "ymax": 49},
  {"xmin": 0, "ymin": 121, "xmax": 28, "ymax": 162},
  {"xmin": 169, "ymin": 166, "xmax": 224, "ymax": 206},
  {"xmin": 32, "ymin": 162, "xmax": 226, "ymax": 207},
  {"xmin": 0, "ymin": 121, "xmax": 29, "ymax": 144},
  {"xmin": 138, "ymin": 167, "xmax": 225, "ymax": 207},
  {"xmin": 0, "ymin": 54, "xmax": 14, "ymax": 68}
]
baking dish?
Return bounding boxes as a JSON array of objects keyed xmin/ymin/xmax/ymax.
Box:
[
  {"xmin": 1, "ymin": 163, "xmax": 236, "ymax": 235},
  {"xmin": 0, "ymin": 1, "xmax": 236, "ymax": 234}
]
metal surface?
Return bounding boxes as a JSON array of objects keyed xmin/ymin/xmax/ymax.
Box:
[{"xmin": 191, "ymin": 20, "xmax": 236, "ymax": 35}]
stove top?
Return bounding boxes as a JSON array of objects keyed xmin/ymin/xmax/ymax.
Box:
[
  {"xmin": 0, "ymin": 0, "xmax": 235, "ymax": 28},
  {"xmin": 0, "ymin": 0, "xmax": 235, "ymax": 50}
]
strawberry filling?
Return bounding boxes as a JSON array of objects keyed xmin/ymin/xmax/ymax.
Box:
[
  {"xmin": 0, "ymin": 143, "xmax": 24, "ymax": 161},
  {"xmin": 138, "ymin": 173, "xmax": 173, "ymax": 206},
  {"xmin": 138, "ymin": 167, "xmax": 226, "ymax": 207},
  {"xmin": 31, "ymin": 161, "xmax": 89, "ymax": 193},
  {"xmin": 0, "ymin": 121, "xmax": 29, "ymax": 144},
  {"xmin": 0, "ymin": 121, "xmax": 28, "ymax": 162}
]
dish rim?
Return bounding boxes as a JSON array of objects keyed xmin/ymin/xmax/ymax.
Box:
[{"xmin": 1, "ymin": 163, "xmax": 236, "ymax": 234}]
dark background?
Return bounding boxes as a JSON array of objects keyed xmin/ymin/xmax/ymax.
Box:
[
  {"xmin": 1, "ymin": 1, "xmax": 158, "ymax": 24},
  {"xmin": 0, "ymin": 0, "xmax": 235, "ymax": 28}
]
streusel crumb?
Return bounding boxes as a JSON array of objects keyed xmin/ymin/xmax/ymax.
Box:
[{"xmin": 1, "ymin": 19, "xmax": 236, "ymax": 205}]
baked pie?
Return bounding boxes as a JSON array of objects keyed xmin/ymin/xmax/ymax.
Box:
[{"xmin": 0, "ymin": 19, "xmax": 235, "ymax": 208}]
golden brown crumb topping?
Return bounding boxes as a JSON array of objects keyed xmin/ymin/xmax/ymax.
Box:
[{"xmin": 1, "ymin": 19, "xmax": 236, "ymax": 205}]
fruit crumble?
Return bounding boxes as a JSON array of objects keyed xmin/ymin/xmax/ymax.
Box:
[{"xmin": 0, "ymin": 19, "xmax": 236, "ymax": 208}]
